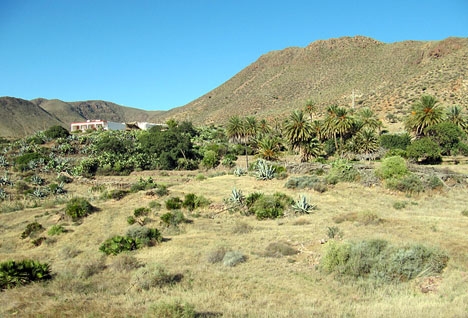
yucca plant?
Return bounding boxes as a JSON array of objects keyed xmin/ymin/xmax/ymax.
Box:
[
  {"xmin": 292, "ymin": 195, "xmax": 316, "ymax": 214},
  {"xmin": 0, "ymin": 259, "xmax": 52, "ymax": 289},
  {"xmin": 255, "ymin": 160, "xmax": 276, "ymax": 180}
]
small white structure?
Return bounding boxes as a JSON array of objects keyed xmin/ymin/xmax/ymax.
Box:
[
  {"xmin": 70, "ymin": 120, "xmax": 126, "ymax": 132},
  {"xmin": 71, "ymin": 120, "xmax": 166, "ymax": 132}
]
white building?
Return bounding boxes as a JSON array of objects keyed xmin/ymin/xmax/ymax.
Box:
[
  {"xmin": 70, "ymin": 120, "xmax": 166, "ymax": 132},
  {"xmin": 70, "ymin": 120, "xmax": 126, "ymax": 132}
]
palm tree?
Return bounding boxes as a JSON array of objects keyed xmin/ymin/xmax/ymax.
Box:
[
  {"xmin": 353, "ymin": 129, "xmax": 379, "ymax": 161},
  {"xmin": 283, "ymin": 110, "xmax": 313, "ymax": 153},
  {"xmin": 324, "ymin": 106, "xmax": 355, "ymax": 151},
  {"xmin": 405, "ymin": 95, "xmax": 445, "ymax": 137},
  {"xmin": 447, "ymin": 105, "xmax": 467, "ymax": 132},
  {"xmin": 357, "ymin": 107, "xmax": 383, "ymax": 132},
  {"xmin": 304, "ymin": 99, "xmax": 317, "ymax": 121},
  {"xmin": 257, "ymin": 136, "xmax": 282, "ymax": 161},
  {"xmin": 226, "ymin": 116, "xmax": 246, "ymax": 144},
  {"xmin": 300, "ymin": 137, "xmax": 322, "ymax": 162}
]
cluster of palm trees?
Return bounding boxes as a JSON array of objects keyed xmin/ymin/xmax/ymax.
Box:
[
  {"xmin": 226, "ymin": 103, "xmax": 383, "ymax": 163},
  {"xmin": 225, "ymin": 95, "xmax": 468, "ymax": 164}
]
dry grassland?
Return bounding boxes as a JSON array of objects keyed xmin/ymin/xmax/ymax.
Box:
[{"xmin": 1, "ymin": 165, "xmax": 468, "ymax": 317}]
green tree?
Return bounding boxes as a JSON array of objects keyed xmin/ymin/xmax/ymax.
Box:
[
  {"xmin": 405, "ymin": 95, "xmax": 445, "ymax": 137},
  {"xmin": 352, "ymin": 129, "xmax": 379, "ymax": 160},
  {"xmin": 257, "ymin": 136, "xmax": 282, "ymax": 161},
  {"xmin": 424, "ymin": 122, "xmax": 465, "ymax": 156},
  {"xmin": 226, "ymin": 116, "xmax": 251, "ymax": 168},
  {"xmin": 356, "ymin": 108, "xmax": 383, "ymax": 132},
  {"xmin": 446, "ymin": 105, "xmax": 467, "ymax": 132},
  {"xmin": 406, "ymin": 137, "xmax": 442, "ymax": 164},
  {"xmin": 283, "ymin": 110, "xmax": 315, "ymax": 161},
  {"xmin": 324, "ymin": 106, "xmax": 355, "ymax": 152}
]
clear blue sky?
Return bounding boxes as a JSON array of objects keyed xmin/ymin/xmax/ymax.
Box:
[{"xmin": 1, "ymin": 0, "xmax": 467, "ymax": 111}]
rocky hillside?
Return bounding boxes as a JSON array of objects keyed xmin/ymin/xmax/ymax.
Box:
[{"xmin": 151, "ymin": 36, "xmax": 468, "ymax": 125}]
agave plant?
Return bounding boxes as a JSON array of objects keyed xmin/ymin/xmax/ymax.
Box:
[
  {"xmin": 0, "ymin": 155, "xmax": 9, "ymax": 168},
  {"xmin": 0, "ymin": 259, "xmax": 52, "ymax": 289},
  {"xmin": 31, "ymin": 187, "xmax": 49, "ymax": 199},
  {"xmin": 229, "ymin": 188, "xmax": 245, "ymax": 206},
  {"xmin": 292, "ymin": 195, "xmax": 316, "ymax": 214},
  {"xmin": 0, "ymin": 188, "xmax": 7, "ymax": 201},
  {"xmin": 31, "ymin": 175, "xmax": 45, "ymax": 186},
  {"xmin": 255, "ymin": 160, "xmax": 276, "ymax": 180},
  {"xmin": 233, "ymin": 167, "xmax": 246, "ymax": 177},
  {"xmin": 0, "ymin": 174, "xmax": 12, "ymax": 186}
]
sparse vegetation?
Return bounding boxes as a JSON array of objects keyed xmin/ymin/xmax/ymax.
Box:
[{"xmin": 0, "ymin": 259, "xmax": 52, "ymax": 289}]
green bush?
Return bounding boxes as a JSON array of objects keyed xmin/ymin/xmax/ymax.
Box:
[
  {"xmin": 160, "ymin": 211, "xmax": 187, "ymax": 227},
  {"xmin": 263, "ymin": 242, "xmax": 299, "ymax": 258},
  {"xmin": 284, "ymin": 175, "xmax": 327, "ymax": 192},
  {"xmin": 126, "ymin": 226, "xmax": 162, "ymax": 246},
  {"xmin": 21, "ymin": 222, "xmax": 45, "ymax": 239},
  {"xmin": 102, "ymin": 189, "xmax": 129, "ymax": 201},
  {"xmin": 406, "ymin": 138, "xmax": 442, "ymax": 164},
  {"xmin": 147, "ymin": 301, "xmax": 196, "ymax": 318},
  {"xmin": 44, "ymin": 125, "xmax": 70, "ymax": 139},
  {"xmin": 386, "ymin": 174, "xmax": 424, "ymax": 194},
  {"xmin": 320, "ymin": 240, "xmax": 448, "ymax": 283},
  {"xmin": 14, "ymin": 152, "xmax": 45, "ymax": 172},
  {"xmin": 165, "ymin": 197, "xmax": 183, "ymax": 210},
  {"xmin": 134, "ymin": 207, "xmax": 150, "ymax": 218},
  {"xmin": 325, "ymin": 159, "xmax": 359, "ymax": 184},
  {"xmin": 130, "ymin": 177, "xmax": 157, "ymax": 193},
  {"xmin": 249, "ymin": 192, "xmax": 293, "ymax": 220},
  {"xmin": 65, "ymin": 197, "xmax": 95, "ymax": 221},
  {"xmin": 0, "ymin": 259, "xmax": 52, "ymax": 289},
  {"xmin": 47, "ymin": 224, "xmax": 66, "ymax": 236},
  {"xmin": 127, "ymin": 216, "xmax": 137, "ymax": 225},
  {"xmin": 379, "ymin": 133, "xmax": 411, "ymax": 150},
  {"xmin": 393, "ymin": 201, "xmax": 408, "ymax": 210},
  {"xmin": 201, "ymin": 150, "xmax": 220, "ymax": 169},
  {"xmin": 99, "ymin": 236, "xmax": 139, "ymax": 255},
  {"xmin": 376, "ymin": 156, "xmax": 408, "ymax": 180},
  {"xmin": 131, "ymin": 264, "xmax": 183, "ymax": 291},
  {"xmin": 182, "ymin": 193, "xmax": 211, "ymax": 212}
]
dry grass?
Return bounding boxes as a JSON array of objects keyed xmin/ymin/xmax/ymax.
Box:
[{"xmin": 1, "ymin": 165, "xmax": 468, "ymax": 317}]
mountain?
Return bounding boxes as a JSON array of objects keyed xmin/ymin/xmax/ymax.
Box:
[
  {"xmin": 150, "ymin": 36, "xmax": 468, "ymax": 125},
  {"xmin": 0, "ymin": 97, "xmax": 163, "ymax": 138},
  {"xmin": 2, "ymin": 36, "xmax": 467, "ymax": 138}
]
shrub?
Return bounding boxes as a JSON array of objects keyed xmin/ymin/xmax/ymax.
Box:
[
  {"xmin": 44, "ymin": 125, "xmax": 70, "ymax": 139},
  {"xmin": 326, "ymin": 226, "xmax": 343, "ymax": 239},
  {"xmin": 148, "ymin": 200, "xmax": 162, "ymax": 210},
  {"xmin": 0, "ymin": 259, "xmax": 52, "ymax": 289},
  {"xmin": 127, "ymin": 216, "xmax": 137, "ymax": 225},
  {"xmin": 223, "ymin": 251, "xmax": 246, "ymax": 267},
  {"xmin": 165, "ymin": 197, "xmax": 183, "ymax": 210},
  {"xmin": 207, "ymin": 246, "xmax": 229, "ymax": 264},
  {"xmin": 461, "ymin": 210, "xmax": 468, "ymax": 217},
  {"xmin": 201, "ymin": 150, "xmax": 219, "ymax": 169},
  {"xmin": 126, "ymin": 226, "xmax": 162, "ymax": 246},
  {"xmin": 424, "ymin": 175, "xmax": 444, "ymax": 190},
  {"xmin": 102, "ymin": 189, "xmax": 129, "ymax": 201},
  {"xmin": 99, "ymin": 236, "xmax": 139, "ymax": 255},
  {"xmin": 49, "ymin": 182, "xmax": 66, "ymax": 195},
  {"xmin": 379, "ymin": 133, "xmax": 411, "ymax": 150},
  {"xmin": 249, "ymin": 192, "xmax": 293, "ymax": 220},
  {"xmin": 47, "ymin": 224, "xmax": 66, "ymax": 236},
  {"xmin": 110, "ymin": 254, "xmax": 142, "ymax": 272},
  {"xmin": 321, "ymin": 240, "xmax": 448, "ymax": 283},
  {"xmin": 21, "ymin": 222, "xmax": 45, "ymax": 239},
  {"xmin": 325, "ymin": 159, "xmax": 359, "ymax": 184},
  {"xmin": 160, "ymin": 211, "xmax": 187, "ymax": 227},
  {"xmin": 131, "ymin": 264, "xmax": 183, "ymax": 291},
  {"xmin": 386, "ymin": 174, "xmax": 424, "ymax": 194},
  {"xmin": 65, "ymin": 197, "xmax": 95, "ymax": 221},
  {"xmin": 134, "ymin": 207, "xmax": 150, "ymax": 218},
  {"xmin": 130, "ymin": 177, "xmax": 157, "ymax": 193},
  {"xmin": 393, "ymin": 201, "xmax": 408, "ymax": 210},
  {"xmin": 376, "ymin": 156, "xmax": 408, "ymax": 180},
  {"xmin": 14, "ymin": 152, "xmax": 45, "ymax": 172},
  {"xmin": 406, "ymin": 138, "xmax": 442, "ymax": 164},
  {"xmin": 284, "ymin": 175, "xmax": 327, "ymax": 192},
  {"xmin": 147, "ymin": 301, "xmax": 196, "ymax": 318},
  {"xmin": 182, "ymin": 193, "xmax": 211, "ymax": 212}
]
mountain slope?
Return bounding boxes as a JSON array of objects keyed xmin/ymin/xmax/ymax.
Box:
[
  {"xmin": 151, "ymin": 36, "xmax": 468, "ymax": 125},
  {"xmin": 0, "ymin": 97, "xmax": 64, "ymax": 138}
]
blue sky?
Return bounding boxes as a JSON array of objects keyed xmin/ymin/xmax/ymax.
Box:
[{"xmin": 1, "ymin": 0, "xmax": 467, "ymax": 111}]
